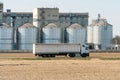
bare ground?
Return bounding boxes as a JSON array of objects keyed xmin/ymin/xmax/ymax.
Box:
[{"xmin": 0, "ymin": 53, "xmax": 120, "ymax": 80}]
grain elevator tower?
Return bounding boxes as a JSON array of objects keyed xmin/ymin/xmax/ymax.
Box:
[{"xmin": 0, "ymin": 2, "xmax": 3, "ymax": 24}]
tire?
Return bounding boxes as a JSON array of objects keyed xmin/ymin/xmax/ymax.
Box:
[
  {"xmin": 35, "ymin": 54, "xmax": 37, "ymax": 56},
  {"xmin": 38, "ymin": 54, "xmax": 41, "ymax": 57},
  {"xmin": 41, "ymin": 54, "xmax": 47, "ymax": 57},
  {"xmin": 87, "ymin": 53, "xmax": 89, "ymax": 56},
  {"xmin": 42, "ymin": 54, "xmax": 55, "ymax": 58},
  {"xmin": 69, "ymin": 53, "xmax": 75, "ymax": 57},
  {"xmin": 51, "ymin": 54, "xmax": 55, "ymax": 57},
  {"xmin": 47, "ymin": 54, "xmax": 51, "ymax": 57},
  {"xmin": 81, "ymin": 53, "xmax": 87, "ymax": 57}
]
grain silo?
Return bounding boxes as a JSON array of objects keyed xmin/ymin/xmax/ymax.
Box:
[
  {"xmin": 17, "ymin": 23, "xmax": 38, "ymax": 50},
  {"xmin": 99, "ymin": 22, "xmax": 112, "ymax": 50},
  {"xmin": 87, "ymin": 16, "xmax": 113, "ymax": 50},
  {"xmin": 87, "ymin": 26, "xmax": 93, "ymax": 44},
  {"xmin": 0, "ymin": 23, "xmax": 14, "ymax": 50},
  {"xmin": 66, "ymin": 23, "xmax": 86, "ymax": 44},
  {"xmin": 42, "ymin": 23, "xmax": 62, "ymax": 43}
]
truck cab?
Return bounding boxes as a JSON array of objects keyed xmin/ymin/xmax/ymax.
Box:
[{"xmin": 80, "ymin": 44, "xmax": 89, "ymax": 57}]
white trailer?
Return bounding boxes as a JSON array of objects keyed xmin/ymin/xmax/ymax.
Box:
[{"xmin": 33, "ymin": 43, "xmax": 89, "ymax": 57}]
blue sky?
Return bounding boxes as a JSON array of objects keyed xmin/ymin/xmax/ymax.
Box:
[{"xmin": 1, "ymin": 0, "xmax": 120, "ymax": 37}]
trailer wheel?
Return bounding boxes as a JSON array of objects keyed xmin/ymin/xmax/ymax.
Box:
[
  {"xmin": 47, "ymin": 54, "xmax": 51, "ymax": 57},
  {"xmin": 69, "ymin": 53, "xmax": 75, "ymax": 57},
  {"xmin": 41, "ymin": 54, "xmax": 47, "ymax": 57},
  {"xmin": 42, "ymin": 54, "xmax": 54, "ymax": 58},
  {"xmin": 38, "ymin": 54, "xmax": 41, "ymax": 57},
  {"xmin": 35, "ymin": 54, "xmax": 37, "ymax": 56},
  {"xmin": 51, "ymin": 55, "xmax": 55, "ymax": 57}
]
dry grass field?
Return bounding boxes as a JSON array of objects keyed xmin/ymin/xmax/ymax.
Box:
[{"xmin": 0, "ymin": 52, "xmax": 120, "ymax": 80}]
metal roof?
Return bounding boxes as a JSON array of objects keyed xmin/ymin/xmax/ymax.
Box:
[
  {"xmin": 69, "ymin": 23, "xmax": 83, "ymax": 28},
  {"xmin": 90, "ymin": 19, "xmax": 112, "ymax": 26},
  {"xmin": 0, "ymin": 23, "xmax": 10, "ymax": 28},
  {"xmin": 20, "ymin": 23, "xmax": 35, "ymax": 28},
  {"xmin": 45, "ymin": 23, "xmax": 57, "ymax": 28}
]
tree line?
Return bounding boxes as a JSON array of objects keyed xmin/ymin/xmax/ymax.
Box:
[{"xmin": 112, "ymin": 35, "xmax": 120, "ymax": 44}]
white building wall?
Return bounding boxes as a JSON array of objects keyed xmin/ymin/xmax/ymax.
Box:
[{"xmin": 33, "ymin": 8, "xmax": 59, "ymax": 28}]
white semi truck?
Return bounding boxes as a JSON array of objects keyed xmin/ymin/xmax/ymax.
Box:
[{"xmin": 33, "ymin": 43, "xmax": 89, "ymax": 57}]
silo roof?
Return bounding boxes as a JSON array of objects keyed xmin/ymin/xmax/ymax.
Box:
[
  {"xmin": 0, "ymin": 23, "xmax": 10, "ymax": 28},
  {"xmin": 45, "ymin": 23, "xmax": 57, "ymax": 28},
  {"xmin": 69, "ymin": 23, "xmax": 83, "ymax": 28},
  {"xmin": 90, "ymin": 19, "xmax": 112, "ymax": 26},
  {"xmin": 20, "ymin": 23, "xmax": 35, "ymax": 28}
]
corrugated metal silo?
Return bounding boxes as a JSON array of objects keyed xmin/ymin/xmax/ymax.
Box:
[
  {"xmin": 17, "ymin": 23, "xmax": 38, "ymax": 50},
  {"xmin": 42, "ymin": 23, "xmax": 62, "ymax": 43},
  {"xmin": 0, "ymin": 23, "xmax": 14, "ymax": 50},
  {"xmin": 87, "ymin": 26, "xmax": 93, "ymax": 44},
  {"xmin": 93, "ymin": 26, "xmax": 101, "ymax": 45},
  {"xmin": 66, "ymin": 23, "xmax": 86, "ymax": 44},
  {"xmin": 87, "ymin": 18, "xmax": 113, "ymax": 50},
  {"xmin": 92, "ymin": 26, "xmax": 102, "ymax": 50},
  {"xmin": 100, "ymin": 25, "xmax": 113, "ymax": 50},
  {"xmin": 93, "ymin": 19, "xmax": 113, "ymax": 50}
]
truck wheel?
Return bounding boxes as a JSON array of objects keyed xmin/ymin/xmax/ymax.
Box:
[
  {"xmin": 69, "ymin": 53, "xmax": 75, "ymax": 57},
  {"xmin": 81, "ymin": 54, "xmax": 87, "ymax": 57},
  {"xmin": 87, "ymin": 53, "xmax": 89, "ymax": 56}
]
